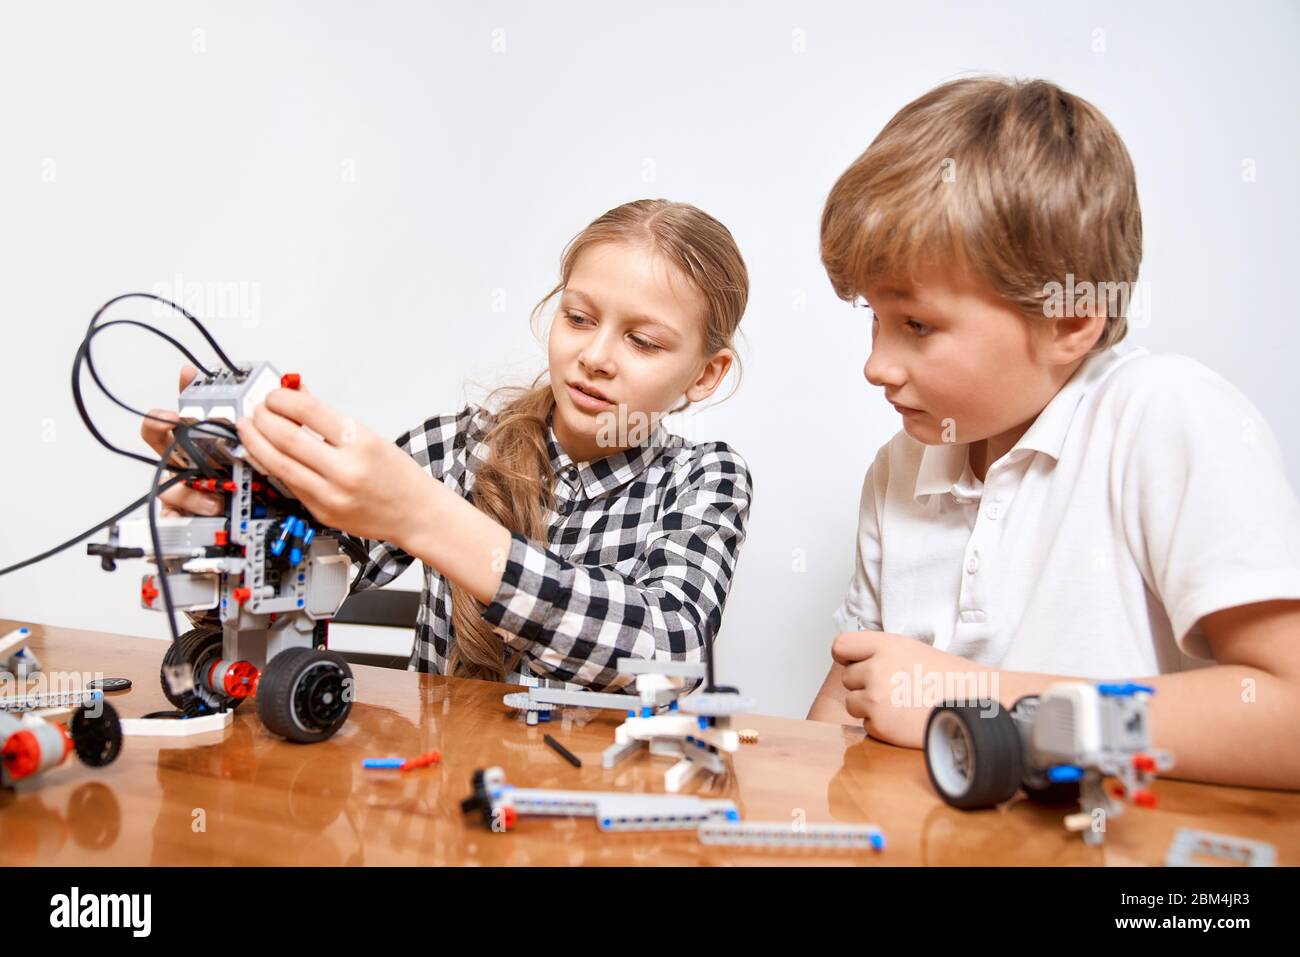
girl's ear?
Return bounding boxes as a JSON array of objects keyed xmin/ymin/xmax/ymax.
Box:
[{"xmin": 684, "ymin": 349, "xmax": 734, "ymax": 404}]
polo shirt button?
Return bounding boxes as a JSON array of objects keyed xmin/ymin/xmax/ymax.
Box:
[
  {"xmin": 986, "ymin": 504, "xmax": 1001, "ymax": 520},
  {"xmin": 966, "ymin": 556, "xmax": 979, "ymax": 574}
]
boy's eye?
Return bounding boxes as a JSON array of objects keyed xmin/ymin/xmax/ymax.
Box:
[
  {"xmin": 904, "ymin": 317, "xmax": 932, "ymax": 337},
  {"xmin": 629, "ymin": 335, "xmax": 662, "ymax": 352},
  {"xmin": 565, "ymin": 311, "xmax": 592, "ymax": 326}
]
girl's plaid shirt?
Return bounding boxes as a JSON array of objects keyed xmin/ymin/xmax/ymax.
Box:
[{"xmin": 348, "ymin": 404, "xmax": 752, "ymax": 690}]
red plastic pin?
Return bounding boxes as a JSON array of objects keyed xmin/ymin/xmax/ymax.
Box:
[
  {"xmin": 400, "ymin": 749, "xmax": 441, "ymax": 772},
  {"xmin": 281, "ymin": 373, "xmax": 301, "ymax": 390}
]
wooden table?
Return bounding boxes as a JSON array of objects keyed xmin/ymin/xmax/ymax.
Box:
[{"xmin": 2, "ymin": 619, "xmax": 1296, "ymax": 866}]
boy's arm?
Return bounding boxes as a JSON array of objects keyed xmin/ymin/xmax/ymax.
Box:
[
  {"xmin": 994, "ymin": 599, "xmax": 1300, "ymax": 790},
  {"xmin": 807, "ymin": 662, "xmax": 855, "ymax": 723},
  {"xmin": 811, "ymin": 457, "xmax": 888, "ymax": 723}
]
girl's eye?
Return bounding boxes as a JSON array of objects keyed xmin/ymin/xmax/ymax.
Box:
[
  {"xmin": 629, "ymin": 335, "xmax": 662, "ymax": 353},
  {"xmin": 565, "ymin": 312, "xmax": 592, "ymax": 326},
  {"xmin": 905, "ymin": 317, "xmax": 932, "ymax": 337}
]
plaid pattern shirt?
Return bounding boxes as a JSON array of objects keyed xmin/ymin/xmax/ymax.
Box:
[{"xmin": 346, "ymin": 405, "xmax": 752, "ymax": 691}]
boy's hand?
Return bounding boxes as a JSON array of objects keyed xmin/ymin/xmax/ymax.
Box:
[
  {"xmin": 234, "ymin": 384, "xmax": 436, "ymax": 547},
  {"xmin": 141, "ymin": 363, "xmax": 225, "ymax": 518},
  {"xmin": 832, "ymin": 630, "xmax": 995, "ymax": 748}
]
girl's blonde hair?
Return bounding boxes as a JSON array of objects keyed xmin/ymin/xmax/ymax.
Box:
[{"xmin": 447, "ymin": 198, "xmax": 749, "ymax": 681}]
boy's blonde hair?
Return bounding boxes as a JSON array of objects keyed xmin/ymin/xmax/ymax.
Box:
[{"xmin": 820, "ymin": 76, "xmax": 1142, "ymax": 352}]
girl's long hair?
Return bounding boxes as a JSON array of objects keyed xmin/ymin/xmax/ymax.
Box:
[{"xmin": 447, "ymin": 198, "xmax": 749, "ymax": 681}]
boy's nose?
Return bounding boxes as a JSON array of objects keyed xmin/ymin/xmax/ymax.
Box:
[{"xmin": 864, "ymin": 348, "xmax": 904, "ymax": 389}]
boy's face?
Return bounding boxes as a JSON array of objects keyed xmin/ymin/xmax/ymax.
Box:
[{"xmin": 861, "ymin": 268, "xmax": 1065, "ymax": 449}]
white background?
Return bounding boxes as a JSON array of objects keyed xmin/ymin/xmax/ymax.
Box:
[{"xmin": 2, "ymin": 0, "xmax": 1297, "ymax": 719}]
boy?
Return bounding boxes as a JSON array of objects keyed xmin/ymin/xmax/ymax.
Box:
[{"xmin": 807, "ymin": 76, "xmax": 1300, "ymax": 790}]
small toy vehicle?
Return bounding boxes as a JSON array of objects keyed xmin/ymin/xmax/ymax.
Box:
[
  {"xmin": 1, "ymin": 699, "xmax": 123, "ymax": 787},
  {"xmin": 923, "ymin": 681, "xmax": 1173, "ymax": 844},
  {"xmin": 88, "ymin": 364, "xmax": 357, "ymax": 743}
]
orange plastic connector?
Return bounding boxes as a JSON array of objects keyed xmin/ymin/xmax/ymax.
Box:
[
  {"xmin": 232, "ymin": 587, "xmax": 251, "ymax": 606},
  {"xmin": 141, "ymin": 576, "xmax": 159, "ymax": 608},
  {"xmin": 400, "ymin": 749, "xmax": 442, "ymax": 772},
  {"xmin": 1132, "ymin": 754, "xmax": 1157, "ymax": 773},
  {"xmin": 214, "ymin": 529, "xmax": 228, "ymax": 547},
  {"xmin": 281, "ymin": 373, "xmax": 301, "ymax": 390},
  {"xmin": 1, "ymin": 729, "xmax": 42, "ymax": 780},
  {"xmin": 1133, "ymin": 789, "xmax": 1157, "ymax": 808}
]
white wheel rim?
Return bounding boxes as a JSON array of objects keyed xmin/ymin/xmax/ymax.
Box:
[{"xmin": 928, "ymin": 712, "xmax": 975, "ymax": 797}]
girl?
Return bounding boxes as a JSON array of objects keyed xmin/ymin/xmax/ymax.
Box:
[{"xmin": 145, "ymin": 199, "xmax": 752, "ymax": 690}]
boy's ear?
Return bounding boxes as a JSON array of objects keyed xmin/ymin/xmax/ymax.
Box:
[
  {"xmin": 1045, "ymin": 309, "xmax": 1107, "ymax": 365},
  {"xmin": 685, "ymin": 349, "xmax": 734, "ymax": 404}
]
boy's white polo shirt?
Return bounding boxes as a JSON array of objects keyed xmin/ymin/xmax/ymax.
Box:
[{"xmin": 832, "ymin": 341, "xmax": 1300, "ymax": 679}]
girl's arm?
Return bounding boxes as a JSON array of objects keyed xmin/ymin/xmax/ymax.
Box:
[
  {"xmin": 236, "ymin": 386, "xmax": 751, "ymax": 690},
  {"xmin": 342, "ymin": 405, "xmax": 482, "ymax": 595}
]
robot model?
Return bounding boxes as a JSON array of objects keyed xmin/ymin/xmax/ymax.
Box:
[
  {"xmin": 924, "ymin": 681, "xmax": 1174, "ymax": 845},
  {"xmin": 86, "ymin": 363, "xmax": 358, "ymax": 743}
]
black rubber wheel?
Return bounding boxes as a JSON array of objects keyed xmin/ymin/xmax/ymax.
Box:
[
  {"xmin": 1010, "ymin": 695, "xmax": 1082, "ymax": 806},
  {"xmin": 256, "ymin": 646, "xmax": 353, "ymax": 744},
  {"xmin": 924, "ymin": 700, "xmax": 1025, "ymax": 809},
  {"xmin": 159, "ymin": 627, "xmax": 245, "ymax": 715},
  {"xmin": 70, "ymin": 701, "xmax": 123, "ymax": 767}
]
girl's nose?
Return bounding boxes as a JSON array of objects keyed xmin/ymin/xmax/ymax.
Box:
[{"xmin": 579, "ymin": 331, "xmax": 617, "ymax": 377}]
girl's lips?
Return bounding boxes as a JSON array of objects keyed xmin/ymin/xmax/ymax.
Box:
[
  {"xmin": 568, "ymin": 382, "xmax": 613, "ymax": 412},
  {"xmin": 891, "ymin": 402, "xmax": 923, "ymax": 417}
]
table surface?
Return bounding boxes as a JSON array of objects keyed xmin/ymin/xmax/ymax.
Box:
[{"xmin": 2, "ymin": 618, "xmax": 1296, "ymax": 866}]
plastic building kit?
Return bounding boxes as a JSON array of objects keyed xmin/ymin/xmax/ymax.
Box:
[
  {"xmin": 924, "ymin": 682, "xmax": 1174, "ymax": 845},
  {"xmin": 504, "ymin": 640, "xmax": 755, "ymax": 792},
  {"xmin": 1164, "ymin": 828, "xmax": 1277, "ymax": 867},
  {"xmin": 86, "ymin": 364, "xmax": 359, "ymax": 743},
  {"xmin": 461, "ymin": 766, "xmax": 740, "ymax": 833},
  {"xmin": 601, "ymin": 659, "xmax": 755, "ymax": 793},
  {"xmin": 0, "ymin": 626, "xmax": 42, "ymax": 679},
  {"xmin": 362, "ymin": 749, "xmax": 441, "ymax": 771},
  {"xmin": 461, "ymin": 767, "xmax": 887, "ymax": 852},
  {"xmin": 0, "ymin": 626, "xmax": 124, "ymax": 785},
  {"xmin": 502, "ymin": 665, "xmax": 691, "ymax": 726},
  {"xmin": 698, "ymin": 820, "xmax": 885, "ymax": 851},
  {"xmin": 1, "ymin": 698, "xmax": 123, "ymax": 788}
]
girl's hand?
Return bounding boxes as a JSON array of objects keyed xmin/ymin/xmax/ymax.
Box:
[
  {"xmin": 832, "ymin": 630, "xmax": 997, "ymax": 748},
  {"xmin": 141, "ymin": 364, "xmax": 224, "ymax": 518},
  {"xmin": 234, "ymin": 384, "xmax": 437, "ymax": 548}
]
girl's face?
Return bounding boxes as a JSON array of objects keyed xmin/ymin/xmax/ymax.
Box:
[{"xmin": 547, "ymin": 241, "xmax": 730, "ymax": 462}]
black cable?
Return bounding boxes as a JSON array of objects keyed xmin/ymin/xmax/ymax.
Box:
[
  {"xmin": 82, "ymin": 319, "xmax": 218, "ymax": 408},
  {"xmin": 71, "ymin": 321, "xmax": 234, "ymax": 467},
  {"xmin": 0, "ymin": 471, "xmax": 195, "ymax": 576},
  {"xmin": 148, "ymin": 420, "xmax": 236, "ymax": 647},
  {"xmin": 85, "ymin": 292, "xmax": 242, "ymax": 374}
]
